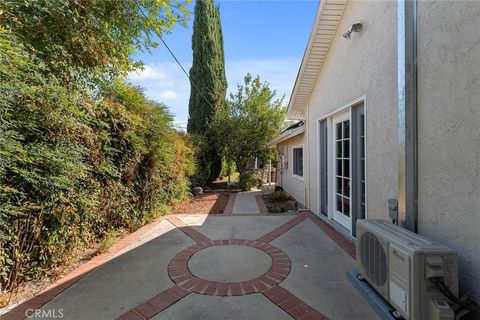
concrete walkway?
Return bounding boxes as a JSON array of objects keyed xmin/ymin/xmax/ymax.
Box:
[
  {"xmin": 225, "ymin": 190, "xmax": 269, "ymax": 215},
  {"xmin": 4, "ymin": 197, "xmax": 378, "ymax": 320},
  {"xmin": 232, "ymin": 191, "xmax": 260, "ymax": 213}
]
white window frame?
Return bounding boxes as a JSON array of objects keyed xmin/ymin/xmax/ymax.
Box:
[
  {"xmin": 291, "ymin": 144, "xmax": 304, "ymax": 181},
  {"xmin": 331, "ymin": 111, "xmax": 351, "ymax": 230}
]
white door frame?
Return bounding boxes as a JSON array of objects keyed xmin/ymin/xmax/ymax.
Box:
[
  {"xmin": 316, "ymin": 96, "xmax": 368, "ymax": 236},
  {"xmin": 331, "ymin": 110, "xmax": 352, "ymax": 231}
]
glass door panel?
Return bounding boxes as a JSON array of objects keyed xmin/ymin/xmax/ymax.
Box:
[{"xmin": 333, "ymin": 111, "xmax": 352, "ymax": 231}]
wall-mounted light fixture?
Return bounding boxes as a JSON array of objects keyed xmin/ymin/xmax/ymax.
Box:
[{"xmin": 342, "ymin": 22, "xmax": 363, "ymax": 39}]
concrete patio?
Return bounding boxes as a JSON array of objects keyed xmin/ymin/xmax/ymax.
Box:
[{"xmin": 3, "ymin": 193, "xmax": 378, "ymax": 320}]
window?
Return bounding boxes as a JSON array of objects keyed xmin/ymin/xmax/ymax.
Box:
[
  {"xmin": 335, "ymin": 119, "xmax": 350, "ymax": 218},
  {"xmin": 293, "ymin": 147, "xmax": 303, "ymax": 177}
]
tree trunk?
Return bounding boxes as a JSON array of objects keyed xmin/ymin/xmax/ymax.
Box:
[{"xmin": 227, "ymin": 159, "xmax": 231, "ymax": 186}]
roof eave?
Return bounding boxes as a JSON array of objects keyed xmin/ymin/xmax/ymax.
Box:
[
  {"xmin": 286, "ymin": 0, "xmax": 348, "ymax": 120},
  {"xmin": 269, "ymin": 125, "xmax": 306, "ymax": 146}
]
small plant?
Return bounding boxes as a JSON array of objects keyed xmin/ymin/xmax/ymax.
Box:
[
  {"xmin": 98, "ymin": 230, "xmax": 119, "ymax": 254},
  {"xmin": 270, "ymin": 191, "xmax": 290, "ymax": 202},
  {"xmin": 266, "ymin": 204, "xmax": 283, "ymax": 213}
]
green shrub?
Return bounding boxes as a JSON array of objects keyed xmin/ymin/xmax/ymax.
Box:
[
  {"xmin": 0, "ymin": 29, "xmax": 195, "ymax": 295},
  {"xmin": 238, "ymin": 173, "xmax": 253, "ymax": 191},
  {"xmin": 98, "ymin": 230, "xmax": 119, "ymax": 254},
  {"xmin": 219, "ymin": 158, "xmax": 237, "ymax": 179},
  {"xmin": 238, "ymin": 172, "xmax": 262, "ymax": 191},
  {"xmin": 269, "ymin": 191, "xmax": 290, "ymax": 202}
]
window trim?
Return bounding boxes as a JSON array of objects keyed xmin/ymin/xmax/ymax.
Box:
[
  {"xmin": 351, "ymin": 102, "xmax": 366, "ymax": 236},
  {"xmin": 331, "ymin": 111, "xmax": 352, "ymax": 230},
  {"xmin": 319, "ymin": 119, "xmax": 328, "ymax": 216},
  {"xmin": 317, "ymin": 95, "xmax": 366, "ymax": 122},
  {"xmin": 292, "ymin": 144, "xmax": 305, "ymax": 181}
]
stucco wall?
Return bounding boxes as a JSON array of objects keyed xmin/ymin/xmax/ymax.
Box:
[
  {"xmin": 417, "ymin": 0, "xmax": 480, "ymax": 306},
  {"xmin": 277, "ymin": 134, "xmax": 307, "ymax": 206},
  {"xmin": 305, "ymin": 0, "xmax": 398, "ymax": 220}
]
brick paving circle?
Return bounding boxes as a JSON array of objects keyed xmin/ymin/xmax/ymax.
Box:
[{"xmin": 168, "ymin": 239, "xmax": 291, "ymax": 296}]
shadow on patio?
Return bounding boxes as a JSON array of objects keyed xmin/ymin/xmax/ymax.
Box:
[{"xmin": 2, "ymin": 209, "xmax": 378, "ymax": 320}]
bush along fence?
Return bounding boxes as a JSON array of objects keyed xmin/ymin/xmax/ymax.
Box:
[{"xmin": 0, "ymin": 28, "xmax": 195, "ymax": 296}]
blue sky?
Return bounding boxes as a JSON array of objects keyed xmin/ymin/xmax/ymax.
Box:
[{"xmin": 128, "ymin": 0, "xmax": 319, "ymax": 127}]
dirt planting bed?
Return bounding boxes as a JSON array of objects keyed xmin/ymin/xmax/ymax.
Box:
[{"xmin": 172, "ymin": 192, "xmax": 230, "ymax": 214}]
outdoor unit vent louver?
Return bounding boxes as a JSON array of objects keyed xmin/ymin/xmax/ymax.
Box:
[
  {"xmin": 356, "ymin": 220, "xmax": 459, "ymax": 320},
  {"xmin": 360, "ymin": 232, "xmax": 387, "ymax": 288}
]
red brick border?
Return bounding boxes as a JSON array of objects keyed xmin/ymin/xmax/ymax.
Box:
[
  {"xmin": 167, "ymin": 239, "xmax": 291, "ymax": 296},
  {"xmin": 224, "ymin": 193, "xmax": 271, "ymax": 216},
  {"xmin": 257, "ymin": 215, "xmax": 306, "ymax": 242},
  {"xmin": 299, "ymin": 211, "xmax": 356, "ymax": 259},
  {"xmin": 166, "ymin": 216, "xmax": 210, "ymax": 243},
  {"xmin": 2, "ymin": 217, "xmax": 166, "ymax": 320},
  {"xmin": 116, "ymin": 286, "xmax": 189, "ymax": 320},
  {"xmin": 171, "ymin": 213, "xmax": 295, "ymax": 217},
  {"xmin": 263, "ymin": 286, "xmax": 328, "ymax": 320},
  {"xmin": 3, "ymin": 211, "xmax": 348, "ymax": 320},
  {"xmin": 255, "ymin": 194, "xmax": 269, "ymax": 215},
  {"xmin": 240, "ymin": 213, "xmax": 294, "ymax": 217},
  {"xmin": 223, "ymin": 193, "xmax": 237, "ymax": 215}
]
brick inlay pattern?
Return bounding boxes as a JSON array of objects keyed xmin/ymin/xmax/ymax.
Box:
[
  {"xmin": 224, "ymin": 193, "xmax": 273, "ymax": 216},
  {"xmin": 223, "ymin": 193, "xmax": 236, "ymax": 215},
  {"xmin": 5, "ymin": 212, "xmax": 346, "ymax": 320},
  {"xmin": 255, "ymin": 195, "xmax": 269, "ymax": 215},
  {"xmin": 2, "ymin": 217, "xmax": 167, "ymax": 320},
  {"xmin": 263, "ymin": 286, "xmax": 328, "ymax": 320},
  {"xmin": 116, "ymin": 286, "xmax": 189, "ymax": 320},
  {"xmin": 168, "ymin": 239, "xmax": 291, "ymax": 296},
  {"xmin": 166, "ymin": 216, "xmax": 210, "ymax": 243},
  {"xmin": 256, "ymin": 215, "xmax": 306, "ymax": 242}
]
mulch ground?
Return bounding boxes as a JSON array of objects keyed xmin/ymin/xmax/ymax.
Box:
[{"xmin": 172, "ymin": 192, "xmax": 230, "ymax": 214}]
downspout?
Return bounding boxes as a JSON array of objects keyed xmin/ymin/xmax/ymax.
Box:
[
  {"xmin": 397, "ymin": 0, "xmax": 418, "ymax": 232},
  {"xmin": 306, "ymin": 102, "xmax": 310, "ymax": 208},
  {"xmin": 282, "ymin": 142, "xmax": 288, "ymax": 190}
]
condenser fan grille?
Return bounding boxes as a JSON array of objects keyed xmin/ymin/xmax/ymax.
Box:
[{"xmin": 360, "ymin": 231, "xmax": 387, "ymax": 287}]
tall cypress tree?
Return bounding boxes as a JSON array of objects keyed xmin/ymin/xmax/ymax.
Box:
[{"xmin": 187, "ymin": 0, "xmax": 227, "ymax": 184}]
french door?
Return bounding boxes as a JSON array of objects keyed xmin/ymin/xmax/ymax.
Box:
[{"xmin": 332, "ymin": 112, "xmax": 351, "ymax": 230}]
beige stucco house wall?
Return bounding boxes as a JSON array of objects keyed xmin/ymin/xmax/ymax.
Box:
[
  {"xmin": 273, "ymin": 0, "xmax": 480, "ymax": 311},
  {"xmin": 416, "ymin": 0, "xmax": 480, "ymax": 305},
  {"xmin": 276, "ymin": 133, "xmax": 307, "ymax": 206},
  {"xmin": 305, "ymin": 0, "xmax": 398, "ymax": 219}
]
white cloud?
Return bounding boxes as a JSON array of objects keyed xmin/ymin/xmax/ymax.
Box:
[
  {"xmin": 128, "ymin": 65, "xmax": 167, "ymax": 81},
  {"xmin": 159, "ymin": 90, "xmax": 178, "ymax": 99},
  {"xmin": 128, "ymin": 62, "xmax": 191, "ymax": 123},
  {"xmin": 127, "ymin": 58, "xmax": 301, "ymax": 124}
]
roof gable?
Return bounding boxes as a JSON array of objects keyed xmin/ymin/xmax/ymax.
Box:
[{"xmin": 287, "ymin": 0, "xmax": 348, "ymax": 119}]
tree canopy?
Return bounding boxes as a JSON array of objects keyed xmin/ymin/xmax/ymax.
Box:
[
  {"xmin": 0, "ymin": 0, "xmax": 190, "ymax": 82},
  {"xmin": 187, "ymin": 0, "xmax": 226, "ymax": 133},
  {"xmin": 211, "ymin": 74, "xmax": 286, "ymax": 174},
  {"xmin": 187, "ymin": 0, "xmax": 227, "ymax": 185}
]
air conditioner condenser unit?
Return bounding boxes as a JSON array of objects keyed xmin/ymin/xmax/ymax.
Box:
[{"xmin": 356, "ymin": 220, "xmax": 459, "ymax": 320}]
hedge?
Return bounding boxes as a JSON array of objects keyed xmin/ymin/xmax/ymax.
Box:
[{"xmin": 0, "ymin": 28, "xmax": 195, "ymax": 294}]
